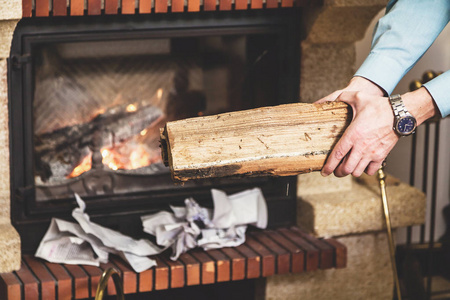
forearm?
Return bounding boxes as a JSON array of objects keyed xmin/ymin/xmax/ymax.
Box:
[
  {"xmin": 355, "ymin": 0, "xmax": 450, "ymax": 95},
  {"xmin": 402, "ymin": 87, "xmax": 439, "ymax": 125}
]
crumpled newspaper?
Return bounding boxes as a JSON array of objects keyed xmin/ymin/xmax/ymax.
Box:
[
  {"xmin": 35, "ymin": 194, "xmax": 165, "ymax": 272},
  {"xmin": 141, "ymin": 188, "xmax": 267, "ymax": 260}
]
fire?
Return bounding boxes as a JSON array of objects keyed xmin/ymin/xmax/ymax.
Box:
[
  {"xmin": 157, "ymin": 88, "xmax": 163, "ymax": 100},
  {"xmin": 69, "ymin": 154, "xmax": 93, "ymax": 178},
  {"xmin": 126, "ymin": 104, "xmax": 137, "ymax": 112},
  {"xmin": 67, "ymin": 144, "xmax": 154, "ymax": 178}
]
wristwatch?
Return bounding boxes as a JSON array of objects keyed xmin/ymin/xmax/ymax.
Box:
[{"xmin": 388, "ymin": 94, "xmax": 417, "ymax": 136}]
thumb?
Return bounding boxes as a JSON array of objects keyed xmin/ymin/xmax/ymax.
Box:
[{"xmin": 315, "ymin": 90, "xmax": 343, "ymax": 104}]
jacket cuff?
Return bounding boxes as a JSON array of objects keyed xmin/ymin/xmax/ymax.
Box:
[
  {"xmin": 355, "ymin": 52, "xmax": 408, "ymax": 96},
  {"xmin": 423, "ymin": 70, "xmax": 450, "ymax": 118}
]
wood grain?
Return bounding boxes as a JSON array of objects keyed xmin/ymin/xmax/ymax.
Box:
[{"xmin": 161, "ymin": 102, "xmax": 350, "ymax": 182}]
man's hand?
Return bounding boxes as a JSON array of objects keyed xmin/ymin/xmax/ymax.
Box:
[
  {"xmin": 319, "ymin": 91, "xmax": 398, "ymax": 177},
  {"xmin": 317, "ymin": 77, "xmax": 438, "ymax": 177}
]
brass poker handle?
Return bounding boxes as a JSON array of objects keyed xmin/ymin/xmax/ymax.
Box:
[
  {"xmin": 377, "ymin": 166, "xmax": 402, "ymax": 300},
  {"xmin": 95, "ymin": 268, "xmax": 125, "ymax": 300}
]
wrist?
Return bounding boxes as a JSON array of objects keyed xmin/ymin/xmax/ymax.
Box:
[
  {"xmin": 401, "ymin": 87, "xmax": 439, "ymax": 126},
  {"xmin": 347, "ymin": 76, "xmax": 385, "ymax": 97}
]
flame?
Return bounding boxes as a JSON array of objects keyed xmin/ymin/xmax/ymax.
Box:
[
  {"xmin": 67, "ymin": 143, "xmax": 155, "ymax": 178},
  {"xmin": 157, "ymin": 88, "xmax": 163, "ymax": 100},
  {"xmin": 126, "ymin": 104, "xmax": 137, "ymax": 112},
  {"xmin": 68, "ymin": 154, "xmax": 93, "ymax": 178}
]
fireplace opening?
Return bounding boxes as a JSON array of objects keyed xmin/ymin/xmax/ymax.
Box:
[{"xmin": 9, "ymin": 11, "xmax": 301, "ymax": 253}]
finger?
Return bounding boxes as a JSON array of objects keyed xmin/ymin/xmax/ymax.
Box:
[
  {"xmin": 365, "ymin": 161, "xmax": 383, "ymax": 176},
  {"xmin": 315, "ymin": 90, "xmax": 343, "ymax": 104},
  {"xmin": 321, "ymin": 136, "xmax": 353, "ymax": 177},
  {"xmin": 352, "ymin": 158, "xmax": 372, "ymax": 177},
  {"xmin": 334, "ymin": 147, "xmax": 363, "ymax": 177}
]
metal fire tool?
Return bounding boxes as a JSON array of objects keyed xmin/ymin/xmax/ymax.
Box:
[
  {"xmin": 95, "ymin": 268, "xmax": 125, "ymax": 300},
  {"xmin": 377, "ymin": 164, "xmax": 402, "ymax": 300}
]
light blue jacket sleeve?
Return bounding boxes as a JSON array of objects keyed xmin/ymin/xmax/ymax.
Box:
[{"xmin": 355, "ymin": 0, "xmax": 450, "ymax": 117}]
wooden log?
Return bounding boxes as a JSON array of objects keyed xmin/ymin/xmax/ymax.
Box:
[{"xmin": 160, "ymin": 101, "xmax": 351, "ymax": 182}]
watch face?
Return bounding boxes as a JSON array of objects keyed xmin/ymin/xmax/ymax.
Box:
[{"xmin": 397, "ymin": 116, "xmax": 416, "ymax": 135}]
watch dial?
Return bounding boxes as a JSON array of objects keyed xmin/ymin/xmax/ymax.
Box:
[{"xmin": 397, "ymin": 117, "xmax": 416, "ymax": 134}]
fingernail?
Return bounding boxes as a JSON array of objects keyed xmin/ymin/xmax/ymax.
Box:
[{"xmin": 320, "ymin": 171, "xmax": 328, "ymax": 177}]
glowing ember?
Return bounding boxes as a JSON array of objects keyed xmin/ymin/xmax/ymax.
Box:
[
  {"xmin": 67, "ymin": 143, "xmax": 156, "ymax": 179},
  {"xmin": 126, "ymin": 104, "xmax": 137, "ymax": 112},
  {"xmin": 68, "ymin": 154, "xmax": 93, "ymax": 178},
  {"xmin": 157, "ymin": 88, "xmax": 163, "ymax": 100}
]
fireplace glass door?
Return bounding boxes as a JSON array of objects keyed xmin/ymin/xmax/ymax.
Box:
[
  {"xmin": 9, "ymin": 12, "xmax": 300, "ymax": 252},
  {"xmin": 33, "ymin": 33, "xmax": 283, "ymax": 201}
]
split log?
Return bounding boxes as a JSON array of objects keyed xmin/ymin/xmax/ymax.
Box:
[{"xmin": 160, "ymin": 101, "xmax": 351, "ymax": 181}]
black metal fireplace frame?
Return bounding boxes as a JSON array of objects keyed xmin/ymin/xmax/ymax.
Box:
[{"xmin": 8, "ymin": 9, "xmax": 301, "ymax": 253}]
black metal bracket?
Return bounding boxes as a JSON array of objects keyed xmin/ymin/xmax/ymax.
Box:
[{"xmin": 10, "ymin": 53, "xmax": 31, "ymax": 70}]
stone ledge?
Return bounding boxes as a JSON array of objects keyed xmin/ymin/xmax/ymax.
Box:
[
  {"xmin": 0, "ymin": 20, "xmax": 19, "ymax": 59},
  {"xmin": 297, "ymin": 172, "xmax": 352, "ymax": 196},
  {"xmin": 297, "ymin": 173, "xmax": 426, "ymax": 238},
  {"xmin": 0, "ymin": 1, "xmax": 22, "ymax": 21},
  {"xmin": 265, "ymin": 232, "xmax": 392, "ymax": 300},
  {"xmin": 0, "ymin": 218, "xmax": 21, "ymax": 273},
  {"xmin": 0, "ymin": 59, "xmax": 11, "ymax": 219}
]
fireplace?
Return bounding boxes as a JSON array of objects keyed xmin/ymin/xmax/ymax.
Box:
[{"xmin": 9, "ymin": 10, "xmax": 301, "ymax": 253}]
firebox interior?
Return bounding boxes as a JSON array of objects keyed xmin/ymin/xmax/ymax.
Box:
[{"xmin": 9, "ymin": 11, "xmax": 301, "ymax": 253}]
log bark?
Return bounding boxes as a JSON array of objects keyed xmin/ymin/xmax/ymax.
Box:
[{"xmin": 160, "ymin": 102, "xmax": 351, "ymax": 182}]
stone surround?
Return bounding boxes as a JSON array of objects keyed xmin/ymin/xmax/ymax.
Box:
[{"xmin": 0, "ymin": 4, "xmax": 425, "ymax": 300}]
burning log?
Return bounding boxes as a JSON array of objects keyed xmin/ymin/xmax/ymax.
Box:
[
  {"xmin": 35, "ymin": 102, "xmax": 163, "ymax": 182},
  {"xmin": 160, "ymin": 102, "xmax": 351, "ymax": 181}
]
